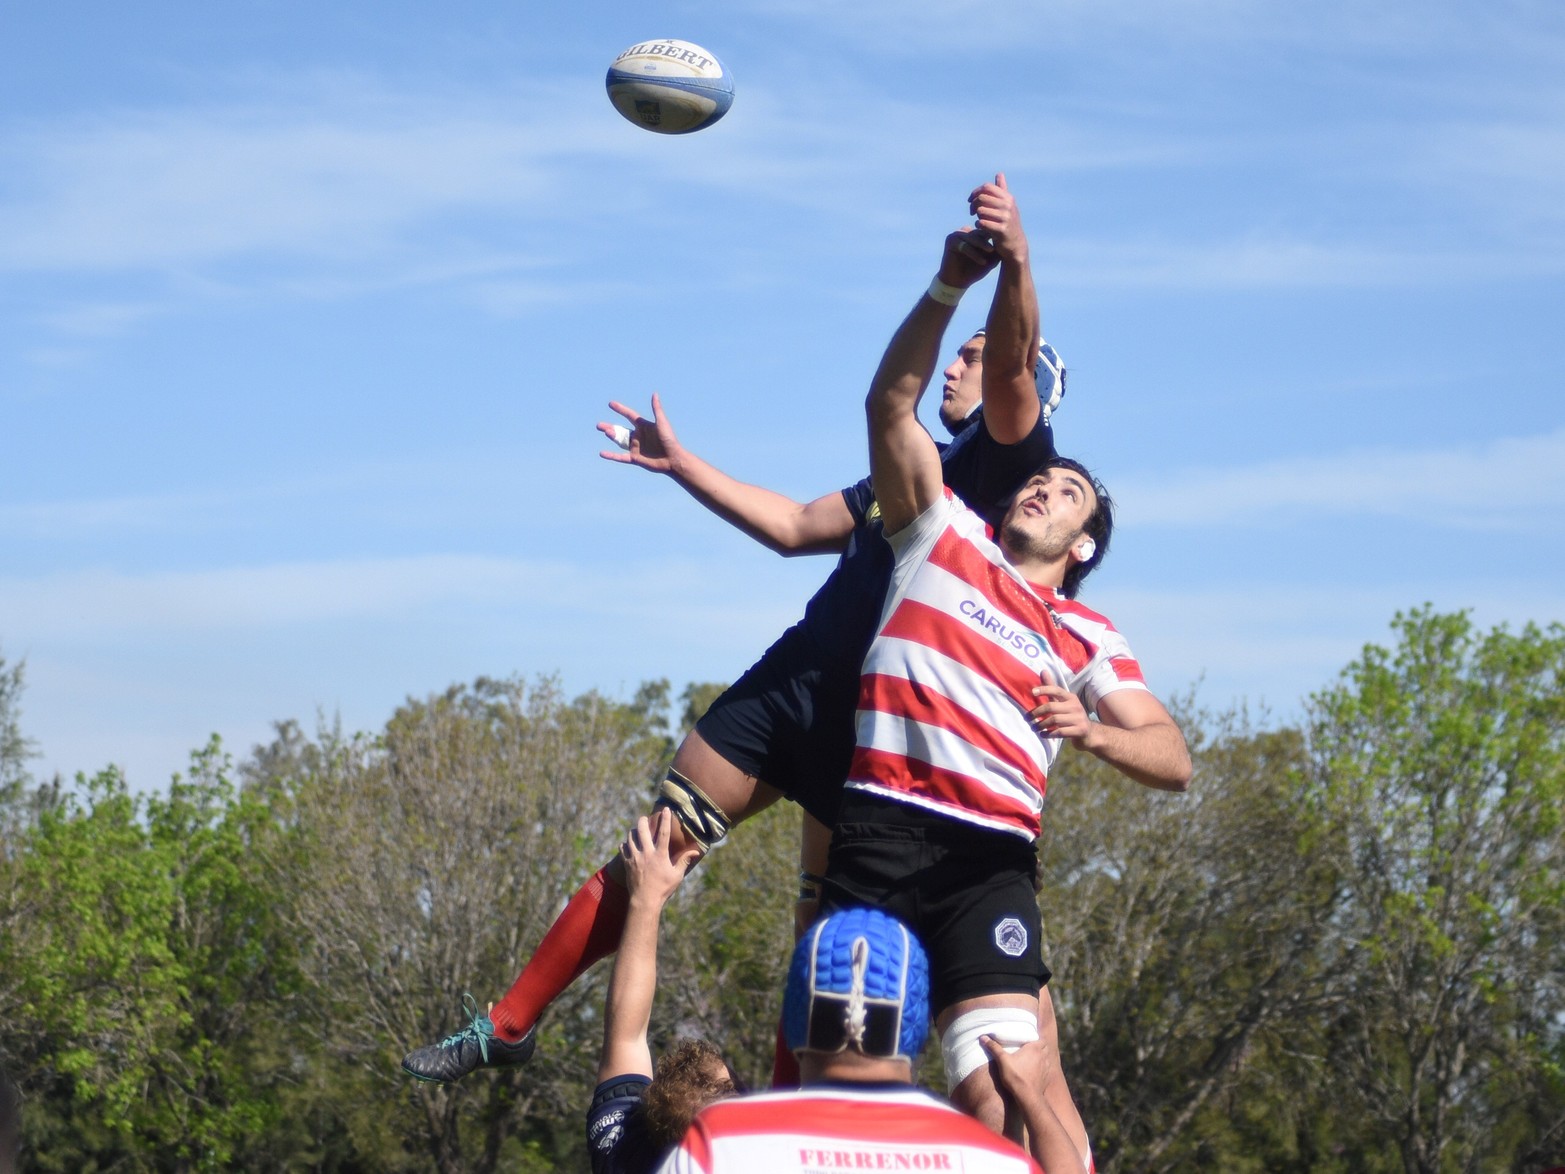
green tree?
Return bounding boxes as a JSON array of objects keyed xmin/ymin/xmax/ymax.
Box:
[
  {"xmin": 255, "ymin": 676, "xmax": 677, "ymax": 1174},
  {"xmin": 1041, "ymin": 705, "xmax": 1353, "ymax": 1172},
  {"xmin": 657, "ymin": 799, "xmax": 799, "ymax": 1092},
  {"xmin": 0, "ymin": 649, "xmax": 38, "ymax": 843},
  {"xmin": 1308, "ymin": 608, "xmax": 1565, "ymax": 1173},
  {"xmin": 5, "ymin": 741, "xmax": 299, "ymax": 1172}
]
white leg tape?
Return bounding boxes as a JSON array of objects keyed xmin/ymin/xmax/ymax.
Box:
[{"xmin": 941, "ymin": 1006, "xmax": 1040, "ymax": 1091}]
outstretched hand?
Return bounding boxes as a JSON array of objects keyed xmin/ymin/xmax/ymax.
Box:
[
  {"xmin": 597, "ymin": 392, "xmax": 682, "ymax": 474},
  {"xmin": 969, "ymin": 173, "xmax": 1028, "ymax": 264},
  {"xmin": 621, "ymin": 809, "xmax": 701, "ymax": 907}
]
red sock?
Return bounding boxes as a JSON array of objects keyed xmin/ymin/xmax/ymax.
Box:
[
  {"xmin": 488, "ymin": 863, "xmax": 629, "ymax": 1041},
  {"xmin": 769, "ymin": 1016, "xmax": 800, "ymax": 1089}
]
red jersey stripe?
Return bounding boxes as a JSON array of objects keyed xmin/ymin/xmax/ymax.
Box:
[
  {"xmin": 849, "ymin": 746, "xmax": 1040, "ymax": 838},
  {"xmin": 925, "ymin": 529, "xmax": 1096, "ymax": 674},
  {"xmin": 880, "ymin": 600, "xmax": 1048, "ymax": 706},
  {"xmin": 857, "ymin": 672, "xmax": 1046, "ymax": 787}
]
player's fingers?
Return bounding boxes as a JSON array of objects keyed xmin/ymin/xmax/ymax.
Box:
[
  {"xmin": 607, "ymin": 400, "xmax": 642, "ymax": 422},
  {"xmin": 599, "ymin": 450, "xmax": 635, "ymax": 464},
  {"xmin": 598, "ymin": 423, "xmax": 634, "ymax": 451}
]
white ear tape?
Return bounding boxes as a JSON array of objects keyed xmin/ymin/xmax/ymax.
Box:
[{"xmin": 1076, "ymin": 538, "xmax": 1096, "ymax": 562}]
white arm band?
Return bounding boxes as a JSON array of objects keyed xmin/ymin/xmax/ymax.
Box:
[{"xmin": 926, "ymin": 278, "xmax": 966, "ymax": 307}]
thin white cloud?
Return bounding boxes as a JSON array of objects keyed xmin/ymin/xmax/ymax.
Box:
[
  {"xmin": 1114, "ymin": 429, "xmax": 1565, "ymax": 529},
  {"xmin": 735, "ymin": 0, "xmax": 1554, "ymax": 60},
  {"xmin": 1416, "ymin": 118, "xmax": 1565, "ymax": 243},
  {"xmin": 0, "ymin": 79, "xmax": 1196, "ymax": 277},
  {"xmin": 1, "ymin": 557, "xmax": 536, "ymax": 634},
  {"xmin": 1094, "ymin": 579, "xmax": 1565, "ymax": 717},
  {"xmin": 0, "ymin": 553, "xmax": 811, "ymax": 640},
  {"xmin": 1039, "ymin": 234, "xmax": 1552, "ymax": 291},
  {"xmin": 0, "ymin": 115, "xmax": 547, "ymax": 272}
]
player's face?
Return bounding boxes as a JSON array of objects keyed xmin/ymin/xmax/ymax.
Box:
[
  {"xmin": 1000, "ymin": 466, "xmax": 1097, "ymax": 564},
  {"xmin": 938, "ymin": 335, "xmax": 986, "ymax": 435}
]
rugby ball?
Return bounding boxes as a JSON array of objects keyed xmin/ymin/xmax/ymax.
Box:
[{"xmin": 605, "ymin": 39, "xmax": 734, "ymax": 135}]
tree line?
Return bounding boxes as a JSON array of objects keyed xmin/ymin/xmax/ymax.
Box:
[{"xmin": 1, "ymin": 607, "xmax": 1562, "ymax": 1172}]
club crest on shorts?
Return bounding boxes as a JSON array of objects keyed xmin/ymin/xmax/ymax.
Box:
[{"xmin": 993, "ymin": 917, "xmax": 1028, "ymax": 958}]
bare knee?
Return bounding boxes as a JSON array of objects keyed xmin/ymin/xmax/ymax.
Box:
[{"xmin": 951, "ymin": 1069, "xmax": 1006, "ymax": 1134}]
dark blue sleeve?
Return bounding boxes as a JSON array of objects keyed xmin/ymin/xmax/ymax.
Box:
[
  {"xmin": 587, "ymin": 1076, "xmax": 653, "ymax": 1174},
  {"xmin": 841, "ymin": 478, "xmax": 874, "ymax": 526},
  {"xmin": 940, "ymin": 413, "xmax": 1057, "ymax": 523}
]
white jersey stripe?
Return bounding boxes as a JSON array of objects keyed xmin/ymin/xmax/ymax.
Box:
[
  {"xmin": 861, "ymin": 635, "xmax": 1052, "ymax": 775},
  {"xmin": 853, "ymin": 491, "xmax": 1149, "ymax": 838}
]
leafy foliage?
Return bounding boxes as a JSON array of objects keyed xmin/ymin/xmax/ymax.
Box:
[
  {"xmin": 1306, "ymin": 608, "xmax": 1565, "ymax": 1174},
  {"xmin": 1, "ymin": 612, "xmax": 1561, "ymax": 1170}
]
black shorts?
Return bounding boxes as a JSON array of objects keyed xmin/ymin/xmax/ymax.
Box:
[
  {"xmin": 693, "ymin": 626, "xmax": 861, "ymax": 827},
  {"xmin": 821, "ymin": 792, "xmax": 1049, "ymax": 1012}
]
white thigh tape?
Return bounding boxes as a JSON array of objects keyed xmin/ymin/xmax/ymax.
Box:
[{"xmin": 941, "ymin": 1006, "xmax": 1039, "ymax": 1090}]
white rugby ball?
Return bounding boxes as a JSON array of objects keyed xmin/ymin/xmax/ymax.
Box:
[{"xmin": 605, "ymin": 39, "xmax": 734, "ymax": 135}]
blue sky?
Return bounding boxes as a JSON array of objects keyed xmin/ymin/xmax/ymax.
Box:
[{"xmin": 3, "ymin": 0, "xmax": 1562, "ymax": 789}]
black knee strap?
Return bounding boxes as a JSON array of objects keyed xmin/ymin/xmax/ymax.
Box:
[
  {"xmin": 656, "ymin": 769, "xmax": 733, "ymax": 852},
  {"xmin": 798, "ymin": 871, "xmax": 824, "ymax": 903}
]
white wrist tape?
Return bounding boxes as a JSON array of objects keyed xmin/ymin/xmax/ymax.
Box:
[
  {"xmin": 941, "ymin": 1006, "xmax": 1039, "ymax": 1090},
  {"xmin": 926, "ymin": 278, "xmax": 965, "ymax": 307}
]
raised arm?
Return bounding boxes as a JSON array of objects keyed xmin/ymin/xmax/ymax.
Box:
[
  {"xmin": 868, "ymin": 227, "xmax": 998, "ymax": 535},
  {"xmin": 597, "ymin": 810, "xmax": 702, "ymax": 1083},
  {"xmin": 598, "ymin": 393, "xmax": 854, "ymax": 556},
  {"xmin": 971, "ymin": 174, "xmax": 1042, "ymax": 446}
]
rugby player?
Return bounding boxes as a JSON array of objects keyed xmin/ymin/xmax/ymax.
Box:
[
  {"xmin": 588, "ymin": 810, "xmax": 742, "ymax": 1174},
  {"xmin": 404, "ymin": 176, "xmax": 1094, "ymax": 1159},
  {"xmin": 817, "ymin": 299, "xmax": 1193, "ymax": 1136},
  {"xmin": 655, "ymin": 908, "xmax": 1078, "ymax": 1174}
]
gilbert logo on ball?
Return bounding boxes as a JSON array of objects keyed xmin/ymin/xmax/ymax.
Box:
[{"xmin": 605, "ymin": 39, "xmax": 733, "ymax": 134}]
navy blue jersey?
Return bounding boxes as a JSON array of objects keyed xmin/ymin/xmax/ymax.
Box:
[
  {"xmin": 796, "ymin": 406, "xmax": 1056, "ymax": 680},
  {"xmin": 694, "ymin": 410, "xmax": 1051, "ymax": 820},
  {"xmin": 587, "ymin": 1075, "xmax": 662, "ymax": 1174},
  {"xmin": 694, "ymin": 406, "xmax": 1057, "ymax": 823}
]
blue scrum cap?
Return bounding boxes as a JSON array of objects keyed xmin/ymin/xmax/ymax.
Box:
[
  {"xmin": 968, "ymin": 332, "xmax": 1066, "ymax": 423},
  {"xmin": 782, "ymin": 907, "xmax": 930, "ymax": 1063},
  {"xmin": 1037, "ymin": 339, "xmax": 1065, "ymax": 422}
]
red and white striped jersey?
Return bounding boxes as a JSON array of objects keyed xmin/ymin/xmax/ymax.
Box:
[
  {"xmin": 846, "ymin": 492, "xmax": 1147, "ymax": 840},
  {"xmin": 654, "ymin": 1085, "xmax": 1042, "ymax": 1174}
]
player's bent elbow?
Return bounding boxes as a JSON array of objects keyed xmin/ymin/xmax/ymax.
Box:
[
  {"xmin": 1162, "ymin": 748, "xmax": 1194, "ymax": 792},
  {"xmin": 762, "ymin": 523, "xmax": 850, "ymax": 558}
]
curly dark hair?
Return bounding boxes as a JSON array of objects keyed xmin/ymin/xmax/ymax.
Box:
[{"xmin": 641, "ymin": 1039, "xmax": 736, "ymax": 1149}]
